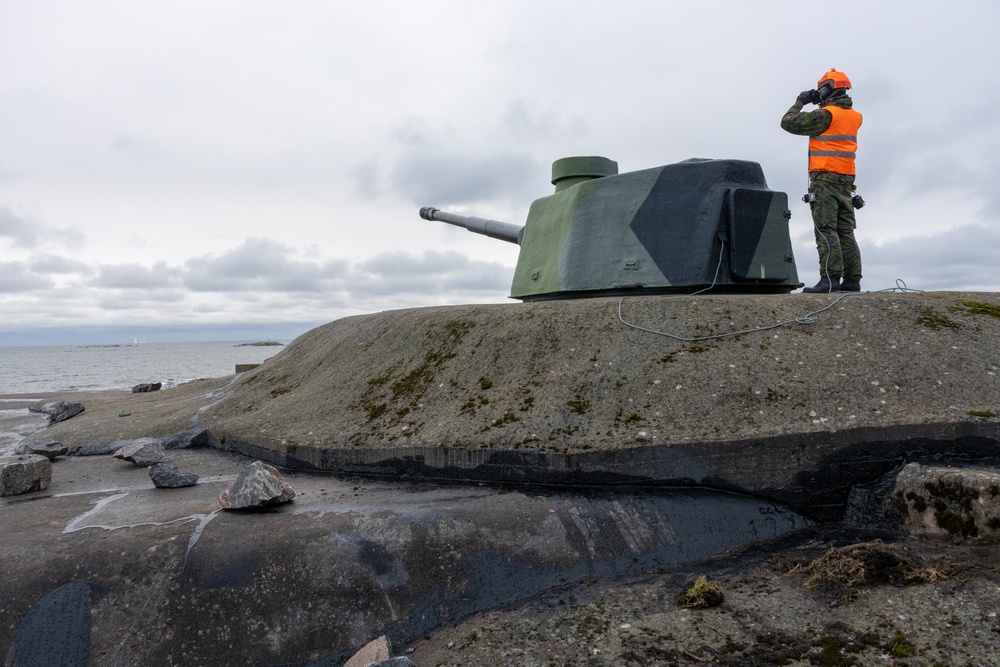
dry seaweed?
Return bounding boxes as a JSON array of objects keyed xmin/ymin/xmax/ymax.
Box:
[
  {"xmin": 675, "ymin": 575, "xmax": 724, "ymax": 609},
  {"xmin": 798, "ymin": 541, "xmax": 946, "ymax": 602}
]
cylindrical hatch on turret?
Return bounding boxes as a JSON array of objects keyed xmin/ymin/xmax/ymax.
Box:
[{"xmin": 551, "ymin": 156, "xmax": 619, "ymax": 193}]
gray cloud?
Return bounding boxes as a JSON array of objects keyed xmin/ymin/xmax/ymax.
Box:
[
  {"xmin": 496, "ymin": 99, "xmax": 589, "ymax": 143},
  {"xmin": 391, "ymin": 116, "xmax": 436, "ymax": 146},
  {"xmin": 93, "ymin": 262, "xmax": 181, "ymax": 289},
  {"xmin": 390, "ymin": 149, "xmax": 540, "ymax": 208},
  {"xmin": 356, "ymin": 250, "xmax": 511, "ymax": 296},
  {"xmin": 95, "ymin": 289, "xmax": 187, "ymax": 309},
  {"xmin": 29, "ymin": 253, "xmax": 94, "ymax": 275},
  {"xmin": 171, "ymin": 240, "xmax": 511, "ymax": 304},
  {"xmin": 0, "ymin": 261, "xmax": 55, "ymax": 292},
  {"xmin": 0, "ymin": 205, "xmax": 86, "ymax": 252},
  {"xmin": 2, "ymin": 239, "xmax": 512, "ymax": 310},
  {"xmin": 381, "ymin": 110, "xmax": 546, "ymax": 208},
  {"xmin": 183, "ymin": 238, "xmax": 349, "ymax": 293},
  {"xmin": 0, "ymin": 205, "xmax": 39, "ymax": 248},
  {"xmin": 865, "ymin": 224, "xmax": 1000, "ymax": 290}
]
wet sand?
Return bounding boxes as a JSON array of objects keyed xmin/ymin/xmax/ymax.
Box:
[{"xmin": 0, "ymin": 395, "xmax": 52, "ymax": 455}]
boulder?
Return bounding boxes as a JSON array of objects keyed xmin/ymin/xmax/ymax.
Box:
[
  {"xmin": 131, "ymin": 382, "xmax": 162, "ymax": 393},
  {"xmin": 148, "ymin": 463, "xmax": 199, "ymax": 488},
  {"xmin": 890, "ymin": 463, "xmax": 1000, "ymax": 540},
  {"xmin": 112, "ymin": 439, "xmax": 165, "ymax": 467},
  {"xmin": 344, "ymin": 635, "xmax": 392, "ymax": 667},
  {"xmin": 0, "ymin": 455, "xmax": 52, "ymax": 496},
  {"xmin": 16, "ymin": 438, "xmax": 68, "ymax": 461},
  {"xmin": 35, "ymin": 401, "xmax": 85, "ymax": 425},
  {"xmin": 218, "ymin": 461, "xmax": 295, "ymax": 510}
]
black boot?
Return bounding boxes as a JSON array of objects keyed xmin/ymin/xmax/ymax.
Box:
[
  {"xmin": 802, "ymin": 277, "xmax": 841, "ymax": 293},
  {"xmin": 840, "ymin": 279, "xmax": 862, "ymax": 292}
]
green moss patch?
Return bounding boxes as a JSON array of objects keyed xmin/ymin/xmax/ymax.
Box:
[
  {"xmin": 353, "ymin": 319, "xmax": 476, "ymax": 428},
  {"xmin": 675, "ymin": 575, "xmax": 724, "ymax": 609},
  {"xmin": 567, "ymin": 395, "xmax": 591, "ymax": 415},
  {"xmin": 917, "ymin": 307, "xmax": 961, "ymax": 330},
  {"xmin": 925, "ymin": 477, "xmax": 981, "ymax": 537},
  {"xmin": 958, "ymin": 300, "xmax": 1000, "ymax": 319}
]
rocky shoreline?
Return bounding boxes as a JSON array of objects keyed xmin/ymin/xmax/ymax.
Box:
[{"xmin": 3, "ymin": 291, "xmax": 1000, "ymax": 665}]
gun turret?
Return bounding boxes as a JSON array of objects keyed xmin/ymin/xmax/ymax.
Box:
[
  {"xmin": 419, "ymin": 207, "xmax": 524, "ymax": 246},
  {"xmin": 418, "ymin": 156, "xmax": 802, "ymax": 300}
]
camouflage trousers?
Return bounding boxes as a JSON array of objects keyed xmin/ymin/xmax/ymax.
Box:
[{"xmin": 808, "ymin": 176, "xmax": 862, "ymax": 281}]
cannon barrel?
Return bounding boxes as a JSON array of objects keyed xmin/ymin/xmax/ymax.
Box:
[{"xmin": 419, "ymin": 207, "xmax": 523, "ymax": 246}]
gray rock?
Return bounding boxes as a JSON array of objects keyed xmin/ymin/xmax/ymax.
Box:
[
  {"xmin": 148, "ymin": 463, "xmax": 199, "ymax": 488},
  {"xmin": 369, "ymin": 658, "xmax": 418, "ymax": 667},
  {"xmin": 0, "ymin": 455, "xmax": 52, "ymax": 496},
  {"xmin": 16, "ymin": 438, "xmax": 69, "ymax": 461},
  {"xmin": 890, "ymin": 463, "xmax": 1000, "ymax": 540},
  {"xmin": 131, "ymin": 382, "xmax": 162, "ymax": 393},
  {"xmin": 37, "ymin": 401, "xmax": 85, "ymax": 424},
  {"xmin": 112, "ymin": 439, "xmax": 165, "ymax": 467},
  {"xmin": 344, "ymin": 635, "xmax": 392, "ymax": 667},
  {"xmin": 218, "ymin": 460, "xmax": 295, "ymax": 509}
]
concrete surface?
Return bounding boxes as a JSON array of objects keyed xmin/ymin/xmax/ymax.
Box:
[
  {"xmin": 4, "ymin": 291, "xmax": 1000, "ymax": 664},
  {"xmin": 32, "ymin": 291, "xmax": 999, "ymax": 520},
  {"xmin": 200, "ymin": 291, "xmax": 1000, "ymax": 519},
  {"xmin": 0, "ymin": 447, "xmax": 806, "ymax": 665}
]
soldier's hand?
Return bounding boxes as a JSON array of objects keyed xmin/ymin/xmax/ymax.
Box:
[{"xmin": 796, "ymin": 89, "xmax": 817, "ymax": 105}]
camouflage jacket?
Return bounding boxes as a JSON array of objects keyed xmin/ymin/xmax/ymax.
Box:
[
  {"xmin": 780, "ymin": 92, "xmax": 855, "ymax": 135},
  {"xmin": 781, "ymin": 93, "xmax": 857, "ymax": 185}
]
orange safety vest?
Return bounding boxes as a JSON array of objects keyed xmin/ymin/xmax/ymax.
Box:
[{"xmin": 808, "ymin": 105, "xmax": 862, "ymax": 175}]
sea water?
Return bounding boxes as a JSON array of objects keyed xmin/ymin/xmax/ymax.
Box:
[
  {"xmin": 0, "ymin": 341, "xmax": 289, "ymax": 455},
  {"xmin": 0, "ymin": 341, "xmax": 288, "ymax": 395}
]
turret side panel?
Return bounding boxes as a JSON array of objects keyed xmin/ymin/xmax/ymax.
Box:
[
  {"xmin": 510, "ymin": 189, "xmax": 582, "ymax": 298},
  {"xmin": 728, "ymin": 189, "xmax": 796, "ymax": 283},
  {"xmin": 629, "ymin": 160, "xmax": 768, "ymax": 286},
  {"xmin": 560, "ymin": 167, "xmax": 665, "ymax": 291}
]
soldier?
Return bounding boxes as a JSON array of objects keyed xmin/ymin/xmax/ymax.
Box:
[{"xmin": 781, "ymin": 68, "xmax": 863, "ymax": 293}]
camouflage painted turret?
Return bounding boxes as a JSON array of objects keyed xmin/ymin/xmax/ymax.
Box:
[{"xmin": 420, "ymin": 156, "xmax": 802, "ymax": 300}]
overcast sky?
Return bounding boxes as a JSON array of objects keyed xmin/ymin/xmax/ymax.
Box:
[{"xmin": 2, "ymin": 1, "xmax": 999, "ymax": 345}]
